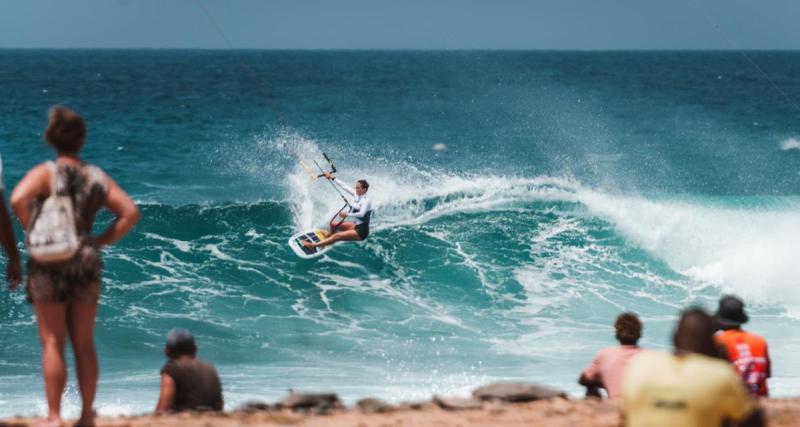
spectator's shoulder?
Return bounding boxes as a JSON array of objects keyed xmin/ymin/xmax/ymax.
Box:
[
  {"xmin": 160, "ymin": 358, "xmax": 178, "ymax": 376},
  {"xmin": 84, "ymin": 164, "xmax": 109, "ymax": 190},
  {"xmin": 594, "ymin": 346, "xmax": 613, "ymax": 358},
  {"xmin": 595, "ymin": 345, "xmax": 628, "ymax": 358},
  {"xmin": 693, "ymin": 354, "xmax": 740, "ymax": 379},
  {"xmin": 200, "ymin": 358, "xmax": 221, "ymax": 374}
]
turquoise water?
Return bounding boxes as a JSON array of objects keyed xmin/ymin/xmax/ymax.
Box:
[{"xmin": 1, "ymin": 50, "xmax": 800, "ymax": 417}]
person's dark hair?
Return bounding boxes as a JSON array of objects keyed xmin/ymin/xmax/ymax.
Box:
[
  {"xmin": 615, "ymin": 312, "xmax": 642, "ymax": 345},
  {"xmin": 673, "ymin": 307, "xmax": 718, "ymax": 358},
  {"xmin": 165, "ymin": 328, "xmax": 197, "ymax": 358},
  {"xmin": 45, "ymin": 105, "xmax": 86, "ymax": 153},
  {"xmin": 357, "ymin": 179, "xmax": 369, "ymax": 190}
]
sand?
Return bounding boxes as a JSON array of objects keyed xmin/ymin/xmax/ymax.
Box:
[{"xmin": 3, "ymin": 397, "xmax": 799, "ymax": 427}]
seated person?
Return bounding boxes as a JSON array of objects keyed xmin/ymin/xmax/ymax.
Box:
[
  {"xmin": 579, "ymin": 312, "xmax": 644, "ymax": 399},
  {"xmin": 156, "ymin": 329, "xmax": 223, "ymax": 413}
]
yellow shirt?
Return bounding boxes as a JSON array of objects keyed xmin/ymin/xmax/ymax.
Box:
[{"xmin": 622, "ymin": 351, "xmax": 754, "ymax": 427}]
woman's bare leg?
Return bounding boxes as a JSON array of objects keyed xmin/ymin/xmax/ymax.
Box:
[
  {"xmin": 34, "ymin": 302, "xmax": 68, "ymax": 426},
  {"xmin": 305, "ymin": 223, "xmax": 357, "ymax": 248},
  {"xmin": 67, "ymin": 301, "xmax": 99, "ymax": 427},
  {"xmin": 312, "ymin": 229, "xmax": 361, "ymax": 248},
  {"xmin": 329, "ymin": 217, "xmax": 356, "ymax": 234},
  {"xmin": 334, "ymin": 222, "xmax": 356, "ymax": 233}
]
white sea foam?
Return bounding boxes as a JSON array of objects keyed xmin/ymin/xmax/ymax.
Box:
[
  {"xmin": 143, "ymin": 232, "xmax": 192, "ymax": 252},
  {"xmin": 577, "ymin": 189, "xmax": 800, "ymax": 317},
  {"xmin": 378, "ymin": 165, "xmax": 800, "ymax": 317},
  {"xmin": 779, "ymin": 137, "xmax": 800, "ymax": 151}
]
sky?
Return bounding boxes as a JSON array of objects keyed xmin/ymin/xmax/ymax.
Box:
[{"xmin": 0, "ymin": 0, "xmax": 798, "ymax": 50}]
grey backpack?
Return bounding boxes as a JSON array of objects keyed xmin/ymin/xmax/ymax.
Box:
[{"xmin": 26, "ymin": 162, "xmax": 80, "ymax": 263}]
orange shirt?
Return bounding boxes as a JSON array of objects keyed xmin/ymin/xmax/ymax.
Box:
[{"xmin": 715, "ymin": 329, "xmax": 770, "ymax": 396}]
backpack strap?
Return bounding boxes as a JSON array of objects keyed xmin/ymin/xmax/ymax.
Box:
[{"xmin": 46, "ymin": 161, "xmax": 58, "ymax": 196}]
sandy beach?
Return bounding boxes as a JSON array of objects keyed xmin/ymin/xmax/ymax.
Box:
[{"xmin": 3, "ymin": 394, "xmax": 799, "ymax": 427}]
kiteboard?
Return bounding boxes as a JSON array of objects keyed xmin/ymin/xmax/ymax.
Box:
[{"xmin": 288, "ymin": 228, "xmax": 333, "ymax": 259}]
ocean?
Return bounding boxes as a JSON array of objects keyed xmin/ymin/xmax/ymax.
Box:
[{"xmin": 1, "ymin": 50, "xmax": 799, "ymax": 417}]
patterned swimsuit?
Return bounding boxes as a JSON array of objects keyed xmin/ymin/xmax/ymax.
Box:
[{"xmin": 26, "ymin": 161, "xmax": 108, "ymax": 304}]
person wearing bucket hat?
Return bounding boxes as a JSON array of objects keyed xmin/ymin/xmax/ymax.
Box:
[{"xmin": 714, "ymin": 295, "xmax": 771, "ymax": 397}]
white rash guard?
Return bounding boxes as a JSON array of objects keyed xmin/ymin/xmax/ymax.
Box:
[{"xmin": 332, "ymin": 178, "xmax": 372, "ymax": 227}]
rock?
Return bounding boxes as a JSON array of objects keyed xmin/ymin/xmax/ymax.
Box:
[
  {"xmin": 400, "ymin": 400, "xmax": 437, "ymax": 411},
  {"xmin": 277, "ymin": 392, "xmax": 343, "ymax": 414},
  {"xmin": 433, "ymin": 396, "xmax": 484, "ymax": 410},
  {"xmin": 237, "ymin": 400, "xmax": 273, "ymax": 412},
  {"xmin": 356, "ymin": 397, "xmax": 395, "ymax": 413},
  {"xmin": 472, "ymin": 382, "xmax": 567, "ymax": 403}
]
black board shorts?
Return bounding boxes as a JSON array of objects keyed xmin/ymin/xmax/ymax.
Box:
[{"xmin": 356, "ymin": 223, "xmax": 369, "ymax": 240}]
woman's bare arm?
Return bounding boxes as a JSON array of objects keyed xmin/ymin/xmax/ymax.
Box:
[
  {"xmin": 94, "ymin": 176, "xmax": 139, "ymax": 248},
  {"xmin": 10, "ymin": 163, "xmax": 51, "ymax": 230}
]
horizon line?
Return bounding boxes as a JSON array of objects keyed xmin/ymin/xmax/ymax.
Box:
[{"xmin": 2, "ymin": 47, "xmax": 800, "ymax": 52}]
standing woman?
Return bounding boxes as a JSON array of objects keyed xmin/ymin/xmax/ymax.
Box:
[{"xmin": 11, "ymin": 106, "xmax": 139, "ymax": 427}]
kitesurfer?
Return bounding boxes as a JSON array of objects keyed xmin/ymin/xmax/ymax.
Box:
[{"xmin": 303, "ymin": 172, "xmax": 371, "ymax": 249}]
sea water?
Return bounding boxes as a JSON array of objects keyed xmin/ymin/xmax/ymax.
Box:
[{"xmin": 1, "ymin": 50, "xmax": 800, "ymax": 417}]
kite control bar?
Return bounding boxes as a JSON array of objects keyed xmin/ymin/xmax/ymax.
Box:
[
  {"xmin": 312, "ymin": 153, "xmax": 351, "ymax": 228},
  {"xmin": 321, "ymin": 152, "xmax": 337, "ymax": 175},
  {"xmin": 312, "ymin": 154, "xmax": 351, "ymax": 208}
]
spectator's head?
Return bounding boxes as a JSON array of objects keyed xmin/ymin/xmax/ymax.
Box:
[
  {"xmin": 45, "ymin": 106, "xmax": 86, "ymax": 154},
  {"xmin": 164, "ymin": 328, "xmax": 197, "ymax": 359},
  {"xmin": 673, "ymin": 307, "xmax": 718, "ymax": 357},
  {"xmin": 715, "ymin": 295, "xmax": 749, "ymax": 331},
  {"xmin": 614, "ymin": 312, "xmax": 642, "ymax": 345}
]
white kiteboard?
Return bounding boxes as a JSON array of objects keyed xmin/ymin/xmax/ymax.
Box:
[{"xmin": 288, "ymin": 228, "xmax": 333, "ymax": 259}]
